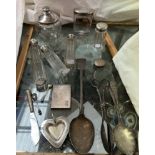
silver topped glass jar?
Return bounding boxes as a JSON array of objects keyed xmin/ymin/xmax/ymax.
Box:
[
  {"xmin": 94, "ymin": 22, "xmax": 108, "ymax": 50},
  {"xmin": 73, "ymin": 8, "xmax": 94, "ymax": 35},
  {"xmin": 36, "ymin": 6, "xmax": 61, "ymax": 50}
]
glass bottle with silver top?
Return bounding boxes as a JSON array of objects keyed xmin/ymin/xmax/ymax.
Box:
[
  {"xmin": 30, "ymin": 39, "xmax": 47, "ymax": 92},
  {"xmin": 73, "ymin": 8, "xmax": 94, "ymax": 35},
  {"xmin": 65, "ymin": 34, "xmax": 76, "ymax": 67},
  {"xmin": 94, "ymin": 22, "xmax": 108, "ymax": 51},
  {"xmin": 36, "ymin": 6, "xmax": 61, "ymax": 50}
]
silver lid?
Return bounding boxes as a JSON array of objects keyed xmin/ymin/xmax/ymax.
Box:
[
  {"xmin": 96, "ymin": 22, "xmax": 108, "ymax": 32},
  {"xmin": 30, "ymin": 38, "xmax": 38, "ymax": 45},
  {"xmin": 38, "ymin": 7, "xmax": 59, "ymax": 24},
  {"xmin": 94, "ymin": 58, "xmax": 106, "ymax": 67},
  {"xmin": 74, "ymin": 8, "xmax": 94, "ymax": 15}
]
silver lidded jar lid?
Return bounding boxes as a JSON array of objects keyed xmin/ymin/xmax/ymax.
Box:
[
  {"xmin": 96, "ymin": 22, "xmax": 108, "ymax": 32},
  {"xmin": 74, "ymin": 7, "xmax": 94, "ymax": 16},
  {"xmin": 38, "ymin": 6, "xmax": 59, "ymax": 25}
]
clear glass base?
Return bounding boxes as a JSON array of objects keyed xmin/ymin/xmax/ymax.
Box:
[{"xmin": 75, "ymin": 44, "xmax": 102, "ymax": 62}]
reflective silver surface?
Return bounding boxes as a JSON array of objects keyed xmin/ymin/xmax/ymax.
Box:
[
  {"xmin": 96, "ymin": 22, "xmax": 108, "ymax": 32},
  {"xmin": 74, "ymin": 8, "xmax": 94, "ymax": 15},
  {"xmin": 51, "ymin": 85, "xmax": 71, "ymax": 109},
  {"xmin": 41, "ymin": 117, "xmax": 69, "ymax": 148},
  {"xmin": 73, "ymin": 8, "xmax": 93, "ymax": 35},
  {"xmin": 38, "ymin": 7, "xmax": 59, "ymax": 24},
  {"xmin": 30, "ymin": 113, "xmax": 40, "ymax": 145},
  {"xmin": 109, "ymin": 80, "xmax": 136, "ymax": 155},
  {"xmin": 94, "ymin": 58, "xmax": 106, "ymax": 67},
  {"xmin": 113, "ymin": 123, "xmax": 136, "ymax": 155}
]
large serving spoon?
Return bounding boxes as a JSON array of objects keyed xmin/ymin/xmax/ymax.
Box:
[
  {"xmin": 69, "ymin": 58, "xmax": 95, "ymax": 154},
  {"xmin": 108, "ymin": 79, "xmax": 136, "ymax": 155}
]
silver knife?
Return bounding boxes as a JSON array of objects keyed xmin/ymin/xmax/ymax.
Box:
[{"xmin": 26, "ymin": 89, "xmax": 40, "ymax": 145}]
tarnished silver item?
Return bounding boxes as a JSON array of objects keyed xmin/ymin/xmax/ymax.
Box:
[
  {"xmin": 26, "ymin": 89, "xmax": 40, "ymax": 145},
  {"xmin": 73, "ymin": 8, "xmax": 94, "ymax": 35},
  {"xmin": 96, "ymin": 22, "xmax": 108, "ymax": 32},
  {"xmin": 41, "ymin": 117, "xmax": 69, "ymax": 148},
  {"xmin": 69, "ymin": 59, "xmax": 95, "ymax": 154},
  {"xmin": 124, "ymin": 112, "xmax": 138, "ymax": 129},
  {"xmin": 38, "ymin": 6, "xmax": 59, "ymax": 25},
  {"xmin": 37, "ymin": 6, "xmax": 62, "ymax": 52},
  {"xmin": 94, "ymin": 58, "xmax": 106, "ymax": 67},
  {"xmin": 108, "ymin": 80, "xmax": 136, "ymax": 155},
  {"xmin": 74, "ymin": 7, "xmax": 94, "ymax": 15},
  {"xmin": 51, "ymin": 85, "xmax": 71, "ymax": 109}
]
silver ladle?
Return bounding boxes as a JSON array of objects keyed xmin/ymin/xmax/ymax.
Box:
[{"xmin": 108, "ymin": 80, "xmax": 136, "ymax": 155}]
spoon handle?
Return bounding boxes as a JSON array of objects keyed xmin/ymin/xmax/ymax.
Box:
[
  {"xmin": 76, "ymin": 58, "xmax": 86, "ymax": 115},
  {"xmin": 108, "ymin": 80, "xmax": 123, "ymax": 123},
  {"xmin": 79, "ymin": 69, "xmax": 84, "ymax": 114}
]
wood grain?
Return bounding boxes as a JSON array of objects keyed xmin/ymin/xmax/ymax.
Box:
[
  {"xmin": 16, "ymin": 25, "xmax": 34, "ymax": 95},
  {"xmin": 92, "ymin": 20, "xmax": 139, "ymax": 26},
  {"xmin": 16, "ymin": 153, "xmax": 108, "ymax": 155},
  {"xmin": 16, "ymin": 152, "xmax": 138, "ymax": 155},
  {"xmin": 102, "ymin": 21, "xmax": 138, "ymax": 26},
  {"xmin": 104, "ymin": 32, "xmax": 118, "ymax": 57}
]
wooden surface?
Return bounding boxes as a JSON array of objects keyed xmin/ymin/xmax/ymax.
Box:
[
  {"xmin": 16, "ymin": 153, "xmax": 108, "ymax": 155},
  {"xmin": 104, "ymin": 32, "xmax": 118, "ymax": 57},
  {"xmin": 16, "ymin": 25, "xmax": 33, "ymax": 94},
  {"xmin": 103, "ymin": 21, "xmax": 138, "ymax": 26},
  {"xmin": 92, "ymin": 20, "xmax": 139, "ymax": 26},
  {"xmin": 16, "ymin": 152, "xmax": 138, "ymax": 155}
]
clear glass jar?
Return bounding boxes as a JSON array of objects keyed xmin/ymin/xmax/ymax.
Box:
[
  {"xmin": 36, "ymin": 7, "xmax": 61, "ymax": 51},
  {"xmin": 73, "ymin": 7, "xmax": 94, "ymax": 35}
]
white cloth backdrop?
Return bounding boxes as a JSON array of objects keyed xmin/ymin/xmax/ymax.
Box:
[
  {"xmin": 113, "ymin": 32, "xmax": 139, "ymax": 115},
  {"xmin": 25, "ymin": 0, "xmax": 139, "ymax": 24}
]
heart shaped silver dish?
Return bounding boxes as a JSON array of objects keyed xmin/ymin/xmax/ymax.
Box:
[{"xmin": 41, "ymin": 116, "xmax": 69, "ymax": 148}]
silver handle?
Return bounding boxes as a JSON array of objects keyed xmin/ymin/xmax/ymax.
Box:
[{"xmin": 79, "ymin": 69, "xmax": 84, "ymax": 114}]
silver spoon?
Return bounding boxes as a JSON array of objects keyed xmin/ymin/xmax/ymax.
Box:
[{"xmin": 108, "ymin": 80, "xmax": 136, "ymax": 155}]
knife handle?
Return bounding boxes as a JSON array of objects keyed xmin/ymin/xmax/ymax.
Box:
[{"xmin": 26, "ymin": 89, "xmax": 34, "ymax": 112}]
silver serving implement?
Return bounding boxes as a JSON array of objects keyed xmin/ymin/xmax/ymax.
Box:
[{"xmin": 26, "ymin": 89, "xmax": 40, "ymax": 145}]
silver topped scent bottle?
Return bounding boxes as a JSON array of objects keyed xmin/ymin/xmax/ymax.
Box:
[
  {"xmin": 30, "ymin": 38, "xmax": 47, "ymax": 92},
  {"xmin": 94, "ymin": 22, "xmax": 108, "ymax": 51}
]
